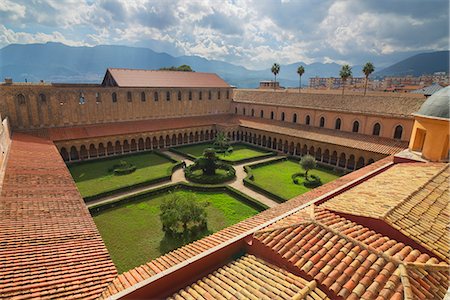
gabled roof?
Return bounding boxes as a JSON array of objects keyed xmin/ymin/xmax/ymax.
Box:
[{"xmin": 101, "ymin": 68, "xmax": 230, "ymax": 88}]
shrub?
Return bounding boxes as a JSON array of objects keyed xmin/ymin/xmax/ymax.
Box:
[
  {"xmin": 185, "ymin": 163, "xmax": 235, "ymax": 184},
  {"xmin": 111, "ymin": 160, "xmax": 137, "ymax": 175},
  {"xmin": 160, "ymin": 193, "xmax": 207, "ymax": 238}
]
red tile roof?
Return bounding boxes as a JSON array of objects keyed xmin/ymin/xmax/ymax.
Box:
[
  {"xmin": 234, "ymin": 116, "xmax": 408, "ymax": 155},
  {"xmin": 103, "ymin": 68, "xmax": 230, "ymax": 88},
  {"xmin": 253, "ymin": 207, "xmax": 450, "ymax": 299},
  {"xmin": 0, "ymin": 133, "xmax": 116, "ymax": 299}
]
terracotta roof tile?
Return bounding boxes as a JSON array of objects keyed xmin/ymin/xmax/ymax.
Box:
[
  {"xmin": 105, "ymin": 68, "xmax": 230, "ymax": 88},
  {"xmin": 233, "ymin": 89, "xmax": 426, "ymax": 118},
  {"xmin": 168, "ymin": 255, "xmax": 330, "ymax": 300},
  {"xmin": 0, "ymin": 133, "xmax": 116, "ymax": 299}
]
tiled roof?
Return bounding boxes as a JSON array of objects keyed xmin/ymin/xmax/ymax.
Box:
[
  {"xmin": 384, "ymin": 166, "xmax": 449, "ymax": 262},
  {"xmin": 321, "ymin": 163, "xmax": 444, "ymax": 218},
  {"xmin": 99, "ymin": 156, "xmax": 394, "ymax": 298},
  {"xmin": 233, "ymin": 89, "xmax": 426, "ymax": 118},
  {"xmin": 253, "ymin": 207, "xmax": 450, "ymax": 299},
  {"xmin": 168, "ymin": 254, "xmax": 330, "ymax": 300},
  {"xmin": 235, "ymin": 117, "xmax": 408, "ymax": 155},
  {"xmin": 0, "ymin": 133, "xmax": 116, "ymax": 299},
  {"xmin": 103, "ymin": 68, "xmax": 230, "ymax": 88},
  {"xmin": 40, "ymin": 115, "xmax": 234, "ymax": 142}
]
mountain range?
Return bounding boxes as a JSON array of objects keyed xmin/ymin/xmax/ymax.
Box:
[{"xmin": 0, "ymin": 42, "xmax": 447, "ymax": 88}]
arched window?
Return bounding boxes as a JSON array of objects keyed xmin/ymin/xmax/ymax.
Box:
[
  {"xmin": 305, "ymin": 115, "xmax": 310, "ymax": 125},
  {"xmin": 189, "ymin": 91, "xmax": 192, "ymax": 100},
  {"xmin": 166, "ymin": 91, "xmax": 171, "ymax": 101},
  {"xmin": 199, "ymin": 91, "xmax": 203, "ymax": 100},
  {"xmin": 372, "ymin": 123, "xmax": 381, "ymax": 136},
  {"xmin": 251, "ymin": 109, "xmax": 255, "ymax": 117},
  {"xmin": 260, "ymin": 110, "xmax": 264, "ymax": 118},
  {"xmin": 17, "ymin": 94, "xmax": 25, "ymax": 105},
  {"xmin": 281, "ymin": 112, "xmax": 285, "ymax": 121},
  {"xmin": 352, "ymin": 121, "xmax": 360, "ymax": 133},
  {"xmin": 112, "ymin": 92, "xmax": 117, "ymax": 103},
  {"xmin": 39, "ymin": 93, "xmax": 46, "ymax": 103},
  {"xmin": 208, "ymin": 90, "xmax": 212, "ymax": 100},
  {"xmin": 235, "ymin": 107, "xmax": 238, "ymax": 114},
  {"xmin": 218, "ymin": 91, "xmax": 221, "ymax": 99},
  {"xmin": 178, "ymin": 91, "xmax": 182, "ymax": 101},
  {"xmin": 141, "ymin": 92, "xmax": 146, "ymax": 102},
  {"xmin": 95, "ymin": 92, "xmax": 101, "ymax": 103},
  {"xmin": 293, "ymin": 113, "xmax": 297, "ymax": 123},
  {"xmin": 226, "ymin": 90, "xmax": 230, "ymax": 99},
  {"xmin": 127, "ymin": 91, "xmax": 132, "ymax": 102},
  {"xmin": 270, "ymin": 111, "xmax": 274, "ymax": 120},
  {"xmin": 335, "ymin": 118, "xmax": 341, "ymax": 130},
  {"xmin": 243, "ymin": 108, "xmax": 246, "ymax": 115},
  {"xmin": 319, "ymin": 117, "xmax": 325, "ymax": 127},
  {"xmin": 394, "ymin": 125, "xmax": 403, "ymax": 139},
  {"xmin": 79, "ymin": 92, "xmax": 85, "ymax": 104},
  {"xmin": 154, "ymin": 91, "xmax": 159, "ymax": 101}
]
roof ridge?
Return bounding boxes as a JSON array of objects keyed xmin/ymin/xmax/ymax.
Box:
[
  {"xmin": 291, "ymin": 279, "xmax": 318, "ymax": 300},
  {"xmin": 382, "ymin": 164, "xmax": 449, "ymax": 219},
  {"xmin": 254, "ymin": 219, "xmax": 314, "ymax": 235},
  {"xmin": 398, "ymin": 264, "xmax": 414, "ymax": 300}
]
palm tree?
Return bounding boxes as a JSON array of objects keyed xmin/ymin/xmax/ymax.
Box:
[
  {"xmin": 339, "ymin": 64, "xmax": 352, "ymax": 96},
  {"xmin": 271, "ymin": 63, "xmax": 280, "ymax": 90},
  {"xmin": 297, "ymin": 65, "xmax": 305, "ymax": 93},
  {"xmin": 362, "ymin": 62, "xmax": 375, "ymax": 96}
]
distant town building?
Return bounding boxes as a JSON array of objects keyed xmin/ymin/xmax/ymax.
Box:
[
  {"xmin": 259, "ymin": 80, "xmax": 282, "ymax": 89},
  {"xmin": 309, "ymin": 77, "xmax": 366, "ymax": 89}
]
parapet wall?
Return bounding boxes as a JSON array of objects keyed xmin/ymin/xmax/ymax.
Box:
[{"xmin": 0, "ymin": 115, "xmax": 12, "ymax": 190}]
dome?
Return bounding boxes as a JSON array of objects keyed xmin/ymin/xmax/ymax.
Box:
[{"xmin": 415, "ymin": 86, "xmax": 450, "ymax": 119}]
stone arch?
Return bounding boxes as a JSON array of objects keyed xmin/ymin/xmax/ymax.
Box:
[
  {"xmin": 70, "ymin": 146, "xmax": 79, "ymax": 161},
  {"xmin": 272, "ymin": 138, "xmax": 277, "ymax": 150},
  {"xmin": 260, "ymin": 110, "xmax": 264, "ymax": 118},
  {"xmin": 152, "ymin": 137, "xmax": 158, "ymax": 149},
  {"xmin": 172, "ymin": 134, "xmax": 177, "ymax": 145},
  {"xmin": 323, "ymin": 149, "xmax": 330, "ymax": 163},
  {"xmin": 277, "ymin": 139, "xmax": 282, "ymax": 151},
  {"xmin": 368, "ymin": 158, "xmax": 375, "ymax": 164},
  {"xmin": 289, "ymin": 142, "xmax": 295, "ymax": 155},
  {"xmin": 178, "ymin": 133, "xmax": 183, "ymax": 144},
  {"xmin": 393, "ymin": 125, "xmax": 403, "ymax": 139},
  {"xmin": 60, "ymin": 147, "xmax": 69, "ymax": 162},
  {"xmin": 338, "ymin": 153, "xmax": 346, "ymax": 168},
  {"xmin": 189, "ymin": 132, "xmax": 194, "ymax": 143},
  {"xmin": 347, "ymin": 155, "xmax": 355, "ymax": 170},
  {"xmin": 372, "ymin": 122, "xmax": 381, "ymax": 136},
  {"xmin": 330, "ymin": 151, "xmax": 338, "ymax": 165},
  {"xmin": 335, "ymin": 118, "xmax": 342, "ymax": 130},
  {"xmin": 114, "ymin": 141, "xmax": 122, "ymax": 154},
  {"xmin": 292, "ymin": 113, "xmax": 297, "ymax": 123},
  {"xmin": 295, "ymin": 143, "xmax": 301, "ymax": 155},
  {"xmin": 267, "ymin": 136, "xmax": 272, "ymax": 148},
  {"xmin": 352, "ymin": 120, "xmax": 360, "ymax": 133},
  {"xmin": 257, "ymin": 134, "xmax": 262, "ymax": 145},
  {"xmin": 123, "ymin": 140, "xmax": 130, "ymax": 153},
  {"xmin": 253, "ymin": 133, "xmax": 257, "ymax": 145},
  {"xmin": 130, "ymin": 139, "xmax": 137, "ymax": 152},
  {"xmin": 309, "ymin": 146, "xmax": 315, "ymax": 156},
  {"xmin": 205, "ymin": 130, "xmax": 210, "ymax": 141},
  {"xmin": 159, "ymin": 136, "xmax": 165, "ymax": 148},
  {"xmin": 302, "ymin": 144, "xmax": 308, "ymax": 156},
  {"xmin": 195, "ymin": 131, "xmax": 199, "ymax": 142},
  {"xmin": 107, "ymin": 142, "xmax": 114, "ymax": 155},
  {"xmin": 319, "ymin": 116, "xmax": 325, "ymax": 127},
  {"xmin": 184, "ymin": 133, "xmax": 188, "ymax": 143},
  {"xmin": 138, "ymin": 138, "xmax": 145, "ymax": 151},
  {"xmin": 305, "ymin": 115, "xmax": 311, "ymax": 125},
  {"xmin": 165, "ymin": 135, "xmax": 170, "ymax": 147},
  {"xmin": 200, "ymin": 130, "xmax": 205, "ymax": 141},
  {"xmin": 145, "ymin": 137, "xmax": 151, "ymax": 149},
  {"xmin": 98, "ymin": 143, "xmax": 106, "ymax": 157},
  {"xmin": 315, "ymin": 147, "xmax": 322, "ymax": 161},
  {"xmin": 283, "ymin": 140, "xmax": 289, "ymax": 153},
  {"xmin": 89, "ymin": 144, "xmax": 97, "ymax": 158},
  {"xmin": 231, "ymin": 131, "xmax": 235, "ymax": 141},
  {"xmin": 262, "ymin": 135, "xmax": 267, "ymax": 147},
  {"xmin": 356, "ymin": 156, "xmax": 365, "ymax": 169}
]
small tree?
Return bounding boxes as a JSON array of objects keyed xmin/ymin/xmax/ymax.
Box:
[
  {"xmin": 197, "ymin": 148, "xmax": 217, "ymax": 175},
  {"xmin": 160, "ymin": 193, "xmax": 207, "ymax": 238},
  {"xmin": 362, "ymin": 62, "xmax": 375, "ymax": 96},
  {"xmin": 339, "ymin": 64, "xmax": 352, "ymax": 96},
  {"xmin": 213, "ymin": 132, "xmax": 230, "ymax": 150},
  {"xmin": 300, "ymin": 154, "xmax": 316, "ymax": 180},
  {"xmin": 271, "ymin": 63, "xmax": 280, "ymax": 90},
  {"xmin": 297, "ymin": 65, "xmax": 305, "ymax": 93}
]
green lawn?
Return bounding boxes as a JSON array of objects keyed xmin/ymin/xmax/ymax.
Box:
[
  {"xmin": 173, "ymin": 143, "xmax": 272, "ymax": 162},
  {"xmin": 249, "ymin": 160, "xmax": 340, "ymax": 200},
  {"xmin": 68, "ymin": 152, "xmax": 178, "ymax": 198},
  {"xmin": 93, "ymin": 190, "xmax": 259, "ymax": 273}
]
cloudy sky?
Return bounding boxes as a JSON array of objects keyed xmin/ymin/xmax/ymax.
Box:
[{"xmin": 0, "ymin": 0, "xmax": 448, "ymax": 69}]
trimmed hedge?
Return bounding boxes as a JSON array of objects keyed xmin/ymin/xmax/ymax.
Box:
[
  {"xmin": 185, "ymin": 162, "xmax": 236, "ymax": 184},
  {"xmin": 89, "ymin": 182, "xmax": 268, "ymax": 215},
  {"xmin": 81, "ymin": 150, "xmax": 183, "ymax": 202}
]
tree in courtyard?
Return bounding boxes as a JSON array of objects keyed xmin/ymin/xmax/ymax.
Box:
[
  {"xmin": 300, "ymin": 154, "xmax": 316, "ymax": 180},
  {"xmin": 297, "ymin": 65, "xmax": 305, "ymax": 93},
  {"xmin": 362, "ymin": 62, "xmax": 375, "ymax": 96},
  {"xmin": 271, "ymin": 63, "xmax": 280, "ymax": 90},
  {"xmin": 339, "ymin": 64, "xmax": 352, "ymax": 96},
  {"xmin": 160, "ymin": 193, "xmax": 207, "ymax": 238},
  {"xmin": 213, "ymin": 132, "xmax": 230, "ymax": 150},
  {"xmin": 197, "ymin": 148, "xmax": 218, "ymax": 175}
]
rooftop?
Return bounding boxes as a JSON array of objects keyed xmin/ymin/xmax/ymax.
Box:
[
  {"xmin": 102, "ymin": 68, "xmax": 230, "ymax": 88},
  {"xmin": 415, "ymin": 86, "xmax": 450, "ymax": 119},
  {"xmin": 233, "ymin": 89, "xmax": 426, "ymax": 118}
]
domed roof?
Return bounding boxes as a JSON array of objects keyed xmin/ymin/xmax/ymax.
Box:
[{"xmin": 416, "ymin": 86, "xmax": 449, "ymax": 119}]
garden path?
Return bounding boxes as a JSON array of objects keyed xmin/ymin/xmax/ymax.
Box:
[{"xmin": 86, "ymin": 152, "xmax": 280, "ymax": 209}]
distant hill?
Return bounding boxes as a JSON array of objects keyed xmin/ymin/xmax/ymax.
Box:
[
  {"xmin": 374, "ymin": 51, "xmax": 449, "ymax": 77},
  {"xmin": 0, "ymin": 42, "xmax": 357, "ymax": 88}
]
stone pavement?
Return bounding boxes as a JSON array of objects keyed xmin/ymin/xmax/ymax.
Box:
[{"xmin": 86, "ymin": 152, "xmax": 281, "ymax": 209}]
